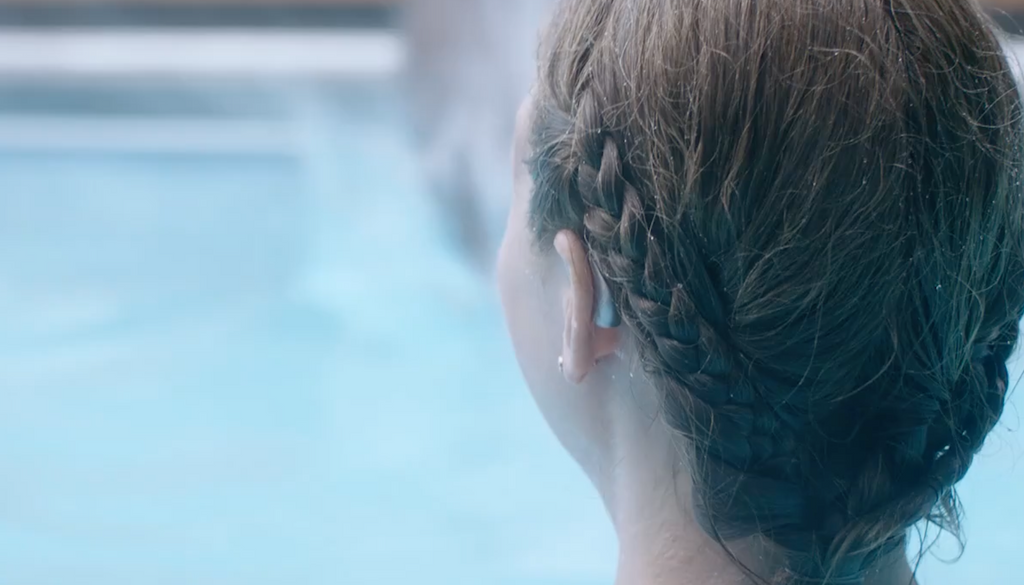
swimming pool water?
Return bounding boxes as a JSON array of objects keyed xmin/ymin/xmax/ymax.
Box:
[{"xmin": 0, "ymin": 80, "xmax": 1019, "ymax": 585}]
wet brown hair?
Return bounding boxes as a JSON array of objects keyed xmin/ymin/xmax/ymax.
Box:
[{"xmin": 527, "ymin": 0, "xmax": 1024, "ymax": 583}]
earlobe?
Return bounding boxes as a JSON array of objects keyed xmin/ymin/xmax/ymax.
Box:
[{"xmin": 554, "ymin": 230, "xmax": 622, "ymax": 384}]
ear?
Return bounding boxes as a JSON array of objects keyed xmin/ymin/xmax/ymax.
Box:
[{"xmin": 554, "ymin": 230, "xmax": 622, "ymax": 384}]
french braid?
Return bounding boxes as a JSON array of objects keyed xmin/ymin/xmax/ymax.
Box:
[{"xmin": 526, "ymin": 0, "xmax": 1024, "ymax": 583}]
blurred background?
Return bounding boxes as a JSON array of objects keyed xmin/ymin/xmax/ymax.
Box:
[{"xmin": 0, "ymin": 1, "xmax": 1020, "ymax": 584}]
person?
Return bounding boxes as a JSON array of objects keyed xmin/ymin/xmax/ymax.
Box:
[
  {"xmin": 496, "ymin": 1, "xmax": 1024, "ymax": 584},
  {"xmin": 403, "ymin": 0, "xmax": 555, "ymax": 272}
]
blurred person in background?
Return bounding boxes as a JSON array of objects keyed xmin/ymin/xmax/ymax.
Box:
[
  {"xmin": 404, "ymin": 0, "xmax": 554, "ymax": 272},
  {"xmin": 498, "ymin": 1, "xmax": 1024, "ymax": 585}
]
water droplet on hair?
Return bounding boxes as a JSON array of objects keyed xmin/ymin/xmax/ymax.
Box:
[{"xmin": 936, "ymin": 284, "xmax": 943, "ymax": 290}]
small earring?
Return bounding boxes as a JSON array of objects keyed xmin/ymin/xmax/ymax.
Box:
[{"xmin": 558, "ymin": 355, "xmax": 564, "ymax": 373}]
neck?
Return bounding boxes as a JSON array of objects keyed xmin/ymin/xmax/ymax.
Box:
[
  {"xmin": 598, "ymin": 379, "xmax": 915, "ymax": 585},
  {"xmin": 599, "ymin": 386, "xmax": 753, "ymax": 585},
  {"xmin": 614, "ymin": 505, "xmax": 749, "ymax": 585}
]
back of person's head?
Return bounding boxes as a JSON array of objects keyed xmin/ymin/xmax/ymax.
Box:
[{"xmin": 526, "ymin": 0, "xmax": 1024, "ymax": 582}]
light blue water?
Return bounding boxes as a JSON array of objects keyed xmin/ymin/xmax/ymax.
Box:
[
  {"xmin": 0, "ymin": 82, "xmax": 615, "ymax": 585},
  {"xmin": 0, "ymin": 80, "xmax": 1019, "ymax": 585}
]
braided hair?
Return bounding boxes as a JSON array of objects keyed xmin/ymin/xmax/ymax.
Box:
[{"xmin": 527, "ymin": 0, "xmax": 1024, "ymax": 583}]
